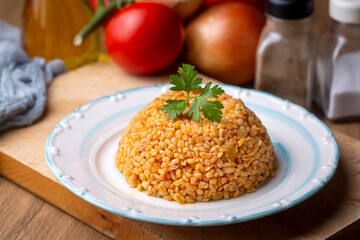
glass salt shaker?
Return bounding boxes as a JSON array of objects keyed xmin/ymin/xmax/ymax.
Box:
[
  {"xmin": 255, "ymin": 0, "xmax": 314, "ymax": 108},
  {"xmin": 314, "ymin": 0, "xmax": 360, "ymax": 121}
]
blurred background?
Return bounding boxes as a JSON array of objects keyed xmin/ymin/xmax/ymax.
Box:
[{"xmin": 0, "ymin": 0, "xmax": 330, "ymax": 70}]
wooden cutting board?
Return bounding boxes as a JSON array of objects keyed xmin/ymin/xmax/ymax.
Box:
[{"xmin": 1, "ymin": 61, "xmax": 360, "ymax": 239}]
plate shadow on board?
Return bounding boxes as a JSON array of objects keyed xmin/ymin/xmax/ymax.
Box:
[{"xmin": 135, "ymin": 162, "xmax": 347, "ymax": 240}]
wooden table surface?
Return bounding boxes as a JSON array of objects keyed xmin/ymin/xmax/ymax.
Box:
[
  {"xmin": 2, "ymin": 110, "xmax": 360, "ymax": 240},
  {"xmin": 0, "ymin": 177, "xmax": 110, "ymax": 240},
  {"xmin": 2, "ymin": 0, "xmax": 360, "ymax": 239},
  {"xmin": 2, "ymin": 126, "xmax": 360, "ymax": 240},
  {"xmin": 0, "ymin": 1, "xmax": 109, "ymax": 239}
]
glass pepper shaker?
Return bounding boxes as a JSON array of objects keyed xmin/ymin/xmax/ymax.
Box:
[
  {"xmin": 314, "ymin": 0, "xmax": 360, "ymax": 121},
  {"xmin": 255, "ymin": 0, "xmax": 314, "ymax": 108}
]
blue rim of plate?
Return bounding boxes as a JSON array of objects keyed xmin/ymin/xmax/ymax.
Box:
[{"xmin": 45, "ymin": 84, "xmax": 339, "ymax": 226}]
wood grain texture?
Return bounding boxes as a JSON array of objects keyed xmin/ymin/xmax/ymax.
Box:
[
  {"xmin": 2, "ymin": 130, "xmax": 360, "ymax": 240},
  {"xmin": 121, "ymin": 130, "xmax": 360, "ymax": 240},
  {"xmin": 1, "ymin": 60, "xmax": 360, "ymax": 240},
  {"xmin": 1, "ymin": 0, "xmax": 360, "ymax": 238},
  {"xmin": 0, "ymin": 145, "xmax": 159, "ymax": 240},
  {"xmin": 0, "ymin": 61, "xmax": 216, "ymax": 240},
  {"xmin": 0, "ymin": 177, "xmax": 110, "ymax": 240}
]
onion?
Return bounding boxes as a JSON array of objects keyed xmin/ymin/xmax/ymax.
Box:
[
  {"xmin": 185, "ymin": 2, "xmax": 265, "ymax": 85},
  {"xmin": 174, "ymin": 0, "xmax": 203, "ymax": 20},
  {"xmin": 203, "ymin": 0, "xmax": 266, "ymax": 11}
]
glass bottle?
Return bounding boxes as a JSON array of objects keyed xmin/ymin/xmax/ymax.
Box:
[
  {"xmin": 314, "ymin": 0, "xmax": 360, "ymax": 121},
  {"xmin": 22, "ymin": 0, "xmax": 101, "ymax": 70},
  {"xmin": 255, "ymin": 0, "xmax": 314, "ymax": 108}
]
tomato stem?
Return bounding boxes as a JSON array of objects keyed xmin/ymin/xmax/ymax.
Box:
[{"xmin": 74, "ymin": 0, "xmax": 133, "ymax": 46}]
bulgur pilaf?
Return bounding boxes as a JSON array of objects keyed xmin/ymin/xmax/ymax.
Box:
[{"xmin": 115, "ymin": 90, "xmax": 277, "ymax": 204}]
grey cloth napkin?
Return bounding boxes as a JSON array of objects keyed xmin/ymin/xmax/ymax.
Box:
[{"xmin": 0, "ymin": 21, "xmax": 67, "ymax": 132}]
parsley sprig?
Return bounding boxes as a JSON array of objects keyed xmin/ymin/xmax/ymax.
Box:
[{"xmin": 161, "ymin": 64, "xmax": 225, "ymax": 122}]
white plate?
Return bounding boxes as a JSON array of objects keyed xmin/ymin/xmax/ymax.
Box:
[{"xmin": 45, "ymin": 84, "xmax": 339, "ymax": 226}]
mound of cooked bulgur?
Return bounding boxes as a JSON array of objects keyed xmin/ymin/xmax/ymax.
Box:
[{"xmin": 115, "ymin": 90, "xmax": 276, "ymax": 204}]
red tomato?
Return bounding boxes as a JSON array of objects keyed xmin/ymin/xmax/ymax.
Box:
[
  {"xmin": 105, "ymin": 3, "xmax": 185, "ymax": 75},
  {"xmin": 203, "ymin": 0, "xmax": 265, "ymax": 11}
]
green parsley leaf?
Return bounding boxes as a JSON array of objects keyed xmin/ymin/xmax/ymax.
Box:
[
  {"xmin": 161, "ymin": 64, "xmax": 225, "ymax": 122},
  {"xmin": 198, "ymin": 98, "xmax": 224, "ymax": 123},
  {"xmin": 169, "ymin": 64, "xmax": 202, "ymax": 95},
  {"xmin": 168, "ymin": 74, "xmax": 185, "ymax": 92},
  {"xmin": 188, "ymin": 98, "xmax": 201, "ymax": 122},
  {"xmin": 161, "ymin": 100, "xmax": 187, "ymax": 120},
  {"xmin": 200, "ymin": 82, "xmax": 225, "ymax": 98}
]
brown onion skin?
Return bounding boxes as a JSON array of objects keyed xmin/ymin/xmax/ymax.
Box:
[
  {"xmin": 174, "ymin": 0, "xmax": 204, "ymax": 21},
  {"xmin": 186, "ymin": 2, "xmax": 265, "ymax": 85}
]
